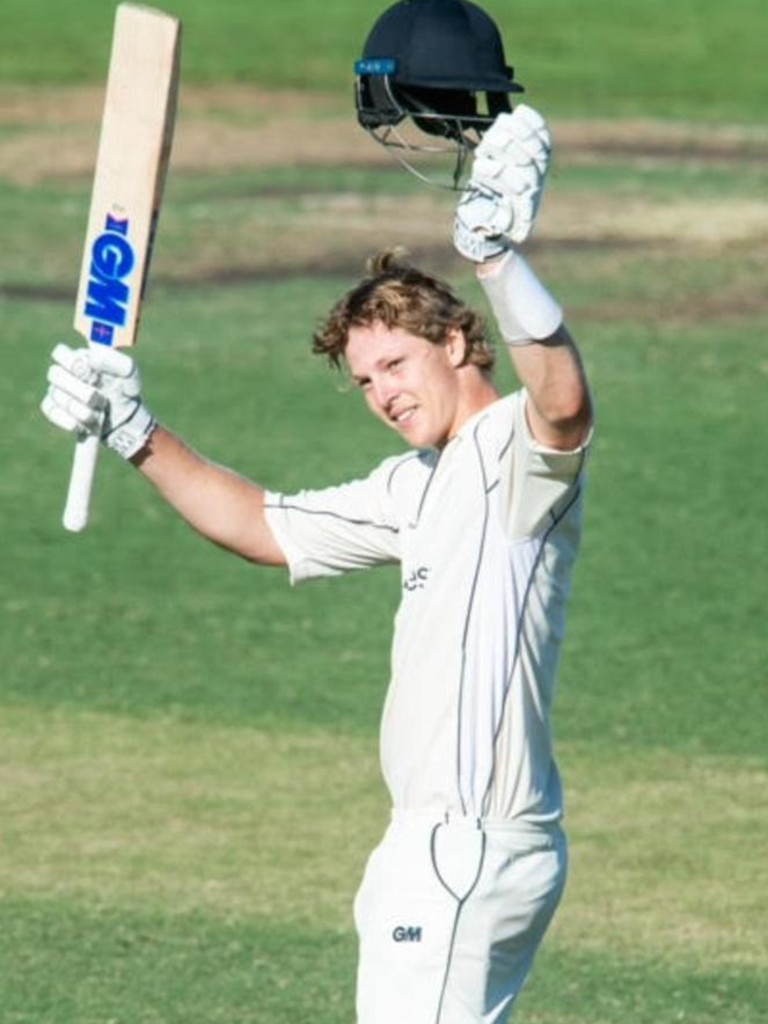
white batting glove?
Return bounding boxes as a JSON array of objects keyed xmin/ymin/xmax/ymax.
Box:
[
  {"xmin": 454, "ymin": 104, "xmax": 552, "ymax": 262},
  {"xmin": 41, "ymin": 344, "xmax": 156, "ymax": 460}
]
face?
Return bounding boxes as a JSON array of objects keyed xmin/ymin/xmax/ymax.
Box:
[{"xmin": 345, "ymin": 321, "xmax": 466, "ymax": 449}]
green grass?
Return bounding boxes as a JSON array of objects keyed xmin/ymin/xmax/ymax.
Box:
[
  {"xmin": 2, "ymin": 2, "xmax": 768, "ymax": 1018},
  {"xmin": 519, "ymin": 946, "xmax": 767, "ymax": 1024},
  {"xmin": 1, "ymin": 0, "xmax": 767, "ymax": 120},
  {"xmin": 2, "ymin": 902, "xmax": 764, "ymax": 1023},
  {"xmin": 3, "ymin": 251, "xmax": 767, "ymax": 1019},
  {"xmin": 0, "ymin": 901, "xmax": 357, "ymax": 1024},
  {"xmin": 560, "ymin": 318, "xmax": 768, "ymax": 759},
  {"xmin": 6, "ymin": 279, "xmax": 768, "ymax": 759}
]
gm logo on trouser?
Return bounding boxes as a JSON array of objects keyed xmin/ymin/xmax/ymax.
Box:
[{"xmin": 353, "ymin": 810, "xmax": 566, "ymax": 1024}]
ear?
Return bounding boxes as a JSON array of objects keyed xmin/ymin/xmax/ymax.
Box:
[{"xmin": 444, "ymin": 328, "xmax": 468, "ymax": 368}]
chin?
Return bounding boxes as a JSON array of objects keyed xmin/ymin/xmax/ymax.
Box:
[
  {"xmin": 399, "ymin": 427, "xmax": 443, "ymax": 449},
  {"xmin": 390, "ymin": 411, "xmax": 445, "ymax": 449}
]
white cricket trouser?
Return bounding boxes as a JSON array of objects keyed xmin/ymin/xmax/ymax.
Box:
[{"xmin": 354, "ymin": 810, "xmax": 567, "ymax": 1024}]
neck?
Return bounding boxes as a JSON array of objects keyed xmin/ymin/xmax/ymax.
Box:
[{"xmin": 446, "ymin": 369, "xmax": 500, "ymax": 443}]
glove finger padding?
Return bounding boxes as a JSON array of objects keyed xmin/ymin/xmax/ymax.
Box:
[
  {"xmin": 51, "ymin": 342, "xmax": 103, "ymax": 385},
  {"xmin": 475, "ymin": 106, "xmax": 551, "ymax": 166},
  {"xmin": 453, "ymin": 103, "xmax": 552, "ymax": 260},
  {"xmin": 41, "ymin": 343, "xmax": 156, "ymax": 460},
  {"xmin": 44, "ymin": 383, "xmax": 105, "ymax": 430},
  {"xmin": 458, "ymin": 184, "xmax": 514, "ymax": 236},
  {"xmin": 88, "ymin": 344, "xmax": 139, "ymax": 380},
  {"xmin": 40, "ymin": 391, "xmax": 100, "ymax": 436},
  {"xmin": 472, "ymin": 151, "xmax": 542, "ymax": 196},
  {"xmin": 42, "ymin": 355, "xmax": 106, "ymax": 437},
  {"xmin": 453, "ymin": 186, "xmax": 512, "ymax": 263},
  {"xmin": 46, "ymin": 364, "xmax": 107, "ymax": 411}
]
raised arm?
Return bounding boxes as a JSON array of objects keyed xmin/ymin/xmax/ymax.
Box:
[
  {"xmin": 41, "ymin": 343, "xmax": 286, "ymax": 565},
  {"xmin": 132, "ymin": 426, "xmax": 286, "ymax": 564},
  {"xmin": 454, "ymin": 104, "xmax": 592, "ymax": 451},
  {"xmin": 477, "ymin": 253, "xmax": 591, "ymax": 451},
  {"xmin": 504, "ymin": 323, "xmax": 590, "ymax": 451}
]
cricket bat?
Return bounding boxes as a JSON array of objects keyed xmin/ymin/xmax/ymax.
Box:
[{"xmin": 62, "ymin": 2, "xmax": 181, "ymax": 533}]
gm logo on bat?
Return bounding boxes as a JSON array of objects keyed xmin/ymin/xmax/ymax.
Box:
[{"xmin": 83, "ymin": 213, "xmax": 136, "ymax": 345}]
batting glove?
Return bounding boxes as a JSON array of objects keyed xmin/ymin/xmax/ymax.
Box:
[
  {"xmin": 454, "ymin": 104, "xmax": 552, "ymax": 263},
  {"xmin": 41, "ymin": 343, "xmax": 156, "ymax": 460}
]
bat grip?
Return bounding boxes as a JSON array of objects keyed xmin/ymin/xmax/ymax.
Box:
[{"xmin": 63, "ymin": 432, "xmax": 100, "ymax": 532}]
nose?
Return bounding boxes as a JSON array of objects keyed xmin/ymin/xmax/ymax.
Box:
[{"xmin": 371, "ymin": 374, "xmax": 398, "ymax": 410}]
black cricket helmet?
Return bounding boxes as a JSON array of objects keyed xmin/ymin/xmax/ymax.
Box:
[{"xmin": 355, "ymin": 0, "xmax": 523, "ymax": 183}]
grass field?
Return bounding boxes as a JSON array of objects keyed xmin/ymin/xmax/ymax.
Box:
[{"xmin": 2, "ymin": 1, "xmax": 768, "ymax": 1022}]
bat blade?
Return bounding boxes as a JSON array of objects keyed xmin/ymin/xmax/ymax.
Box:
[{"xmin": 63, "ymin": 3, "xmax": 181, "ymax": 533}]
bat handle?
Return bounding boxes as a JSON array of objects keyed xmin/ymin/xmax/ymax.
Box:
[{"xmin": 63, "ymin": 432, "xmax": 100, "ymax": 533}]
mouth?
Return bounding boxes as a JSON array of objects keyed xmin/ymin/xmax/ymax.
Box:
[{"xmin": 389, "ymin": 406, "xmax": 417, "ymax": 430}]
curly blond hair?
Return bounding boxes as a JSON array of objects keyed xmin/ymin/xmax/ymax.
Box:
[{"xmin": 312, "ymin": 249, "xmax": 495, "ymax": 373}]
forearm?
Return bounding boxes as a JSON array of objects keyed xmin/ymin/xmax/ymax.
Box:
[
  {"xmin": 132, "ymin": 425, "xmax": 286, "ymax": 566},
  {"xmin": 508, "ymin": 324, "xmax": 592, "ymax": 450},
  {"xmin": 453, "ymin": 104, "xmax": 591, "ymax": 449},
  {"xmin": 477, "ymin": 253, "xmax": 592, "ymax": 450}
]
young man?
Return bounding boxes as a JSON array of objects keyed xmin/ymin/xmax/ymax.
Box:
[{"xmin": 42, "ymin": 106, "xmax": 592, "ymax": 1023}]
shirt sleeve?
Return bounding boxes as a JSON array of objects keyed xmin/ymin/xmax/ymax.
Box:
[
  {"xmin": 263, "ymin": 457, "xmax": 404, "ymax": 584},
  {"xmin": 506, "ymin": 390, "xmax": 592, "ymax": 539}
]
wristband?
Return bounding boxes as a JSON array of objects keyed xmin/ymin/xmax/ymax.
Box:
[
  {"xmin": 104, "ymin": 406, "xmax": 157, "ymax": 460},
  {"xmin": 478, "ymin": 251, "xmax": 563, "ymax": 345}
]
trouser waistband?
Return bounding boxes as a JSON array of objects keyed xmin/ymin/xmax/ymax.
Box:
[{"xmin": 390, "ymin": 807, "xmax": 562, "ymax": 836}]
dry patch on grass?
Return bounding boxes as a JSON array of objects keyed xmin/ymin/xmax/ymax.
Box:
[
  {"xmin": 3, "ymin": 85, "xmax": 767, "ymax": 325},
  {"xmin": 0, "ymin": 705, "xmax": 765, "ymax": 972},
  {"xmin": 542, "ymin": 193, "xmax": 768, "ymax": 247},
  {"xmin": 0, "ymin": 706, "xmax": 385, "ymax": 928},
  {"xmin": 3, "ymin": 86, "xmax": 768, "ymax": 185},
  {"xmin": 0, "ymin": 85, "xmax": 380, "ymax": 184},
  {"xmin": 554, "ymin": 748, "xmax": 768, "ymax": 970},
  {"xmin": 3, "ymin": 85, "xmax": 768, "ymax": 242},
  {"xmin": 150, "ymin": 189, "xmax": 768, "ymax": 282}
]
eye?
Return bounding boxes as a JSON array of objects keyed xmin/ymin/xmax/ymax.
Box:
[{"xmin": 387, "ymin": 358, "xmax": 403, "ymax": 373}]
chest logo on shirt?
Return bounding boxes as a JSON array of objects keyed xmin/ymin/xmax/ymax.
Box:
[
  {"xmin": 403, "ymin": 566, "xmax": 430, "ymax": 592},
  {"xmin": 392, "ymin": 925, "xmax": 423, "ymax": 943}
]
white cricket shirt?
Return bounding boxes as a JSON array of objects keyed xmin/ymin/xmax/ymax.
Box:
[{"xmin": 264, "ymin": 391, "xmax": 589, "ymax": 824}]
